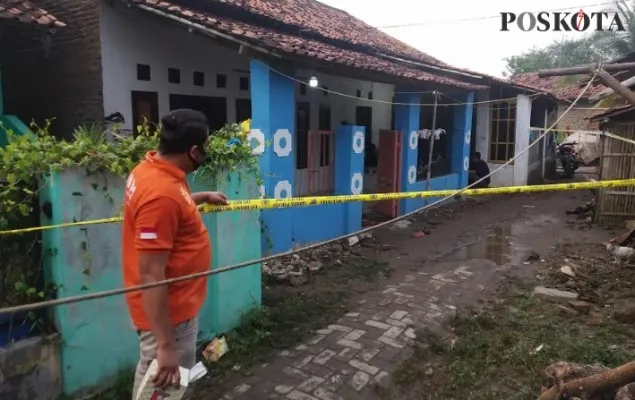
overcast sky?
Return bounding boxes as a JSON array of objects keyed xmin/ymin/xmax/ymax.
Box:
[{"xmin": 319, "ymin": 0, "xmax": 613, "ymax": 77}]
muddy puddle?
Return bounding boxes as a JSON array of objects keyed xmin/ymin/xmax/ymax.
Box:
[{"xmin": 442, "ymin": 214, "xmax": 557, "ymax": 266}]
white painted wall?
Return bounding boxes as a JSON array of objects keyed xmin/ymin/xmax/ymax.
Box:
[
  {"xmin": 475, "ymin": 89, "xmax": 513, "ymax": 187},
  {"xmin": 474, "ymin": 90, "xmax": 533, "ymax": 187},
  {"xmin": 99, "ymin": 2, "xmax": 394, "ymax": 143},
  {"xmin": 513, "ymin": 95, "xmax": 532, "ymax": 186}
]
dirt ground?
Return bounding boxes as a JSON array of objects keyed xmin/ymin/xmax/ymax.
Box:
[
  {"xmin": 181, "ymin": 187, "xmax": 634, "ymax": 400},
  {"xmin": 96, "ymin": 187, "xmax": 630, "ymax": 400}
]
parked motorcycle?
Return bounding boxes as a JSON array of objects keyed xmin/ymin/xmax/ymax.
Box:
[{"xmin": 557, "ymin": 142, "xmax": 579, "ymax": 179}]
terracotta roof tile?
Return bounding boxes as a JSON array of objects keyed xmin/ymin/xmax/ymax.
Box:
[
  {"xmin": 202, "ymin": 1, "xmax": 555, "ymax": 96},
  {"xmin": 509, "ymin": 72, "xmax": 606, "ymax": 101},
  {"xmin": 134, "ymin": 0, "xmax": 485, "ymax": 90},
  {"xmin": 205, "ymin": 0, "xmax": 448, "ymax": 67},
  {"xmin": 588, "ymin": 104, "xmax": 634, "ymax": 122},
  {"xmin": 0, "ymin": 0, "xmax": 65, "ymax": 27}
]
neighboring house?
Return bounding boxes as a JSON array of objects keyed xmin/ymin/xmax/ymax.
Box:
[
  {"xmin": 0, "ymin": 5, "xmax": 67, "ymax": 400},
  {"xmin": 589, "ymin": 104, "xmax": 635, "ymax": 223},
  {"xmin": 0, "ymin": 0, "xmax": 65, "ymax": 146},
  {"xmin": 0, "ymin": 0, "xmax": 554, "ymax": 232},
  {"xmin": 510, "ymin": 72, "xmax": 607, "ymax": 132}
]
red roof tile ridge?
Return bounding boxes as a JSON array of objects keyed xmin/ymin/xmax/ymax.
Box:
[
  {"xmin": 202, "ymin": 0, "xmax": 450, "ymax": 67},
  {"xmin": 509, "ymin": 72, "xmax": 607, "ymax": 101},
  {"xmin": 132, "ymin": 0, "xmax": 486, "ymax": 90},
  {"xmin": 0, "ymin": 0, "xmax": 65, "ymax": 26}
]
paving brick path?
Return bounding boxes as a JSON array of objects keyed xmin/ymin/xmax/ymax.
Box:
[{"xmin": 220, "ymin": 260, "xmax": 497, "ymax": 400}]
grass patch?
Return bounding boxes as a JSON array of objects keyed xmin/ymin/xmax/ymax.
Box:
[
  {"xmin": 388, "ymin": 284, "xmax": 635, "ymax": 400},
  {"xmin": 91, "ymin": 258, "xmax": 390, "ymax": 400}
]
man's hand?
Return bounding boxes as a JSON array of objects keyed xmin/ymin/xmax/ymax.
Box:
[
  {"xmin": 153, "ymin": 344, "xmax": 181, "ymax": 389},
  {"xmin": 192, "ymin": 191, "xmax": 228, "ymax": 205}
]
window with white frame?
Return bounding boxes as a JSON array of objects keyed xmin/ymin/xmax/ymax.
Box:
[{"xmin": 489, "ymin": 100, "xmax": 516, "ymax": 163}]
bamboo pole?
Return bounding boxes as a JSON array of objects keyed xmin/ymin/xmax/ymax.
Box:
[
  {"xmin": 595, "ymin": 68, "xmax": 635, "ymax": 107},
  {"xmin": 537, "ymin": 63, "xmax": 635, "ymax": 107},
  {"xmin": 425, "ymin": 91, "xmax": 439, "ymax": 191},
  {"xmin": 537, "ymin": 62, "xmax": 635, "ymax": 77}
]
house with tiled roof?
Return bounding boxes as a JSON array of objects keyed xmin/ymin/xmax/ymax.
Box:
[
  {"xmin": 510, "ymin": 72, "xmax": 607, "ymax": 132},
  {"xmin": 0, "ymin": 0, "xmax": 568, "ymax": 397},
  {"xmin": 0, "ymin": 0, "xmax": 562, "ymax": 245}
]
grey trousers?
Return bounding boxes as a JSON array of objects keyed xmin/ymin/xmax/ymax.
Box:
[{"xmin": 132, "ymin": 318, "xmax": 198, "ymax": 400}]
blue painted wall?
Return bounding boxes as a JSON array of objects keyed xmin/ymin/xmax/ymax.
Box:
[
  {"xmin": 394, "ymin": 93, "xmax": 421, "ymax": 214},
  {"xmin": 450, "ymin": 92, "xmax": 475, "ymax": 188},
  {"xmin": 334, "ymin": 125, "xmax": 365, "ymax": 234},
  {"xmin": 291, "ymin": 205, "xmax": 346, "ymax": 244},
  {"xmin": 250, "ymin": 60, "xmax": 295, "ymax": 254},
  {"xmin": 40, "ymin": 168, "xmax": 262, "ymax": 396},
  {"xmin": 393, "ymin": 91, "xmax": 474, "ymax": 215},
  {"xmin": 250, "ymin": 60, "xmax": 365, "ymax": 250}
]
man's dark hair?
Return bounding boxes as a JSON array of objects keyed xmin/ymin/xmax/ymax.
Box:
[
  {"xmin": 474, "ymin": 152, "xmax": 481, "ymax": 160},
  {"xmin": 158, "ymin": 109, "xmax": 209, "ymax": 155}
]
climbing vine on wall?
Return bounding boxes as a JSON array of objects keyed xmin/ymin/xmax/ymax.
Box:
[{"xmin": 0, "ymin": 120, "xmax": 258, "ymax": 310}]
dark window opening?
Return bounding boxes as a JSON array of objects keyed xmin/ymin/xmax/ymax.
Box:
[
  {"xmin": 168, "ymin": 68, "xmax": 181, "ymax": 84},
  {"xmin": 322, "ymin": 86, "xmax": 328, "ymax": 96},
  {"xmin": 236, "ymin": 98, "xmax": 252, "ymax": 123},
  {"xmin": 318, "ymin": 104, "xmax": 332, "ymax": 167},
  {"xmin": 296, "ymin": 102, "xmax": 310, "ymax": 169},
  {"xmin": 356, "ymin": 89, "xmax": 362, "ymax": 98},
  {"xmin": 131, "ymin": 91, "xmax": 159, "ymax": 136},
  {"xmin": 136, "ymin": 64, "xmax": 151, "ymax": 81},
  {"xmin": 216, "ymin": 74, "xmax": 227, "ymax": 88},
  {"xmin": 169, "ymin": 94, "xmax": 227, "ymax": 132},
  {"xmin": 239, "ymin": 76, "xmax": 249, "ymax": 91},
  {"xmin": 299, "ymin": 83, "xmax": 307, "ymax": 95},
  {"xmin": 368, "ymin": 92, "xmax": 373, "ymax": 100},
  {"xmin": 416, "ymin": 102, "xmax": 453, "ymax": 180},
  {"xmin": 193, "ymin": 71, "xmax": 205, "ymax": 87},
  {"xmin": 356, "ymin": 105, "xmax": 376, "ymax": 170}
]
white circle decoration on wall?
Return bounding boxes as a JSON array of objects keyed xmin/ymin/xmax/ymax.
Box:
[
  {"xmin": 409, "ymin": 131, "xmax": 418, "ymax": 150},
  {"xmin": 465, "ymin": 129, "xmax": 471, "ymax": 144},
  {"xmin": 350, "ymin": 173, "xmax": 363, "ymax": 195},
  {"xmin": 246, "ymin": 129, "xmax": 265, "ymax": 156},
  {"xmin": 273, "ymin": 129, "xmax": 292, "ymax": 157},
  {"xmin": 352, "ymin": 131, "xmax": 365, "ymax": 154},
  {"xmin": 408, "ymin": 165, "xmax": 417, "ymax": 184},
  {"xmin": 259, "ymin": 184, "xmax": 266, "ymax": 199},
  {"xmin": 274, "ymin": 180, "xmax": 292, "ymax": 199},
  {"xmin": 463, "ymin": 156, "xmax": 470, "ymax": 171}
]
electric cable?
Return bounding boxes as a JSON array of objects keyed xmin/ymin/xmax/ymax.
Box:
[{"xmin": 377, "ymin": 1, "xmax": 619, "ymax": 29}]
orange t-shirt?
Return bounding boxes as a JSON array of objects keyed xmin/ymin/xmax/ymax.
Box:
[{"xmin": 122, "ymin": 151, "xmax": 211, "ymax": 330}]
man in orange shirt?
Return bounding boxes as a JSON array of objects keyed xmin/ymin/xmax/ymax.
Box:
[{"xmin": 122, "ymin": 109, "xmax": 228, "ymax": 398}]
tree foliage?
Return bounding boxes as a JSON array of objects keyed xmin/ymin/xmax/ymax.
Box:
[{"xmin": 503, "ymin": 1, "xmax": 635, "ymax": 76}]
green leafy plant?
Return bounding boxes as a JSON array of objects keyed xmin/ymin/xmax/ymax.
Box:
[{"xmin": 0, "ymin": 119, "xmax": 259, "ymax": 314}]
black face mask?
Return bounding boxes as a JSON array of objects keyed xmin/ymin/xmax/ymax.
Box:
[{"xmin": 188, "ymin": 145, "xmax": 207, "ymax": 171}]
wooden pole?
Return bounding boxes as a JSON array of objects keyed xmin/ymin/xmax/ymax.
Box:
[
  {"xmin": 538, "ymin": 63, "xmax": 635, "ymax": 107},
  {"xmin": 537, "ymin": 62, "xmax": 635, "ymax": 77},
  {"xmin": 425, "ymin": 92, "xmax": 439, "ymax": 191},
  {"xmin": 595, "ymin": 68, "xmax": 635, "ymax": 107}
]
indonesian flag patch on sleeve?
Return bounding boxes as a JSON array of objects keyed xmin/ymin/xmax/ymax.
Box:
[{"xmin": 139, "ymin": 228, "xmax": 158, "ymax": 240}]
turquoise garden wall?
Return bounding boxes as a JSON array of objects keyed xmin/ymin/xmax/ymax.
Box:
[{"xmin": 39, "ymin": 168, "xmax": 261, "ymax": 396}]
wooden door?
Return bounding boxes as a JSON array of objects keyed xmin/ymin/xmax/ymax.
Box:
[{"xmin": 375, "ymin": 129, "xmax": 401, "ymax": 218}]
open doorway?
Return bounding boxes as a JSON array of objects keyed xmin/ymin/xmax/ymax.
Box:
[
  {"xmin": 417, "ymin": 102, "xmax": 453, "ymax": 180},
  {"xmin": 131, "ymin": 91, "xmax": 159, "ymax": 135},
  {"xmin": 356, "ymin": 106, "xmax": 376, "ymax": 172},
  {"xmin": 169, "ymin": 94, "xmax": 227, "ymax": 132}
]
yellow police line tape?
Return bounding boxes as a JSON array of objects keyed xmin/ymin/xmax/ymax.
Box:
[{"xmin": 1, "ymin": 178, "xmax": 633, "ymax": 236}]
